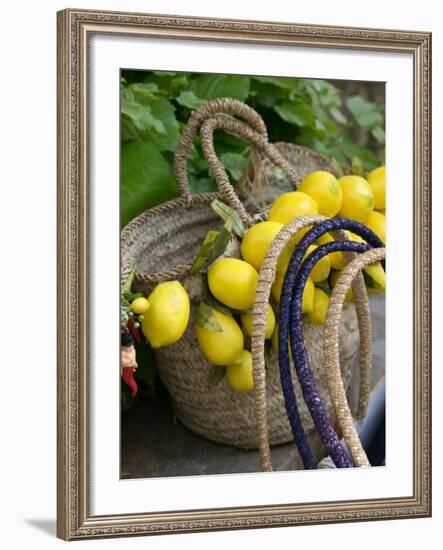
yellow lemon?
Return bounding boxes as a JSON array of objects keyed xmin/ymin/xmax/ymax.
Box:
[
  {"xmin": 130, "ymin": 296, "xmax": 150, "ymax": 314},
  {"xmin": 240, "ymin": 304, "xmax": 276, "ymax": 339},
  {"xmin": 298, "ymin": 170, "xmax": 343, "ymax": 217},
  {"xmin": 316, "ymin": 232, "xmax": 346, "ymax": 270},
  {"xmin": 338, "ymin": 175, "xmax": 374, "ymax": 222},
  {"xmin": 307, "ymin": 287, "xmax": 330, "ymax": 325},
  {"xmin": 302, "ymin": 276, "xmax": 315, "ymax": 313},
  {"xmin": 195, "ymin": 308, "xmax": 244, "ymax": 366},
  {"xmin": 268, "ymin": 191, "xmax": 318, "ymax": 224},
  {"xmin": 347, "ymin": 230, "xmax": 366, "ymax": 244},
  {"xmin": 271, "ymin": 324, "xmax": 293, "ymax": 360},
  {"xmin": 241, "ymin": 220, "xmax": 283, "ymax": 271},
  {"xmin": 141, "ymin": 281, "xmax": 190, "ymax": 348},
  {"xmin": 330, "ymin": 269, "xmax": 354, "ymax": 303},
  {"xmin": 367, "ymin": 166, "xmax": 386, "ymax": 210},
  {"xmin": 304, "ymin": 244, "xmax": 331, "ymax": 283},
  {"xmin": 226, "ymin": 350, "xmax": 254, "ymax": 392},
  {"xmin": 208, "ymin": 258, "xmax": 258, "ymax": 310},
  {"xmin": 276, "ymin": 241, "xmax": 295, "ymax": 273},
  {"xmin": 364, "ymin": 262, "xmax": 386, "ymax": 294},
  {"xmin": 365, "ymin": 210, "xmax": 386, "ymax": 244}
]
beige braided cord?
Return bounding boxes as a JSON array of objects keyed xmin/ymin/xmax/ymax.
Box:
[
  {"xmin": 324, "ymin": 247, "xmax": 386, "ymax": 468},
  {"xmin": 174, "ymin": 97, "xmax": 268, "ymax": 201},
  {"xmin": 330, "ymin": 229, "xmax": 372, "ymax": 420},
  {"xmin": 250, "ymin": 218, "xmax": 373, "ymax": 472},
  {"xmin": 348, "ymin": 255, "xmax": 372, "ymax": 420},
  {"xmin": 200, "ymin": 116, "xmax": 300, "ymax": 227}
]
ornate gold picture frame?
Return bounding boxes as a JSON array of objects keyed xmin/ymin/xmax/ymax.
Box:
[{"xmin": 57, "ymin": 8, "xmax": 431, "ymax": 540}]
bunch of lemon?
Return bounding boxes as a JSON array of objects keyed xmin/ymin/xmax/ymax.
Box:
[
  {"xmin": 125, "ymin": 165, "xmax": 385, "ymax": 395},
  {"xmin": 194, "ymin": 166, "xmax": 386, "ymax": 393}
]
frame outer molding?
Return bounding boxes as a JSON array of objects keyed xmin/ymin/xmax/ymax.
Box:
[{"xmin": 57, "ymin": 8, "xmax": 431, "ymax": 540}]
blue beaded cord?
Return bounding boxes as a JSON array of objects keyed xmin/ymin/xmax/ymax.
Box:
[
  {"xmin": 277, "ymin": 218, "xmax": 384, "ymax": 468},
  {"xmin": 290, "ymin": 241, "xmax": 370, "ymax": 467}
]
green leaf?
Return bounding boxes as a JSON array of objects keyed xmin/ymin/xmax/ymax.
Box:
[
  {"xmin": 220, "ymin": 152, "xmax": 248, "ymax": 181},
  {"xmin": 363, "ymin": 269, "xmax": 380, "ymax": 289},
  {"xmin": 142, "ymin": 72, "xmax": 190, "ymax": 99},
  {"xmin": 121, "ymin": 265, "xmax": 138, "ymax": 295},
  {"xmin": 371, "ymin": 126, "xmax": 385, "ymax": 145},
  {"xmin": 251, "ymin": 75, "xmax": 295, "ymax": 90},
  {"xmin": 121, "ymin": 141, "xmax": 178, "ymax": 226},
  {"xmin": 121, "ymin": 84, "xmax": 179, "ymax": 151},
  {"xmin": 339, "ymin": 136, "xmax": 378, "ymax": 171},
  {"xmin": 145, "ymin": 98, "xmax": 180, "ymax": 151},
  {"xmin": 195, "ymin": 302, "xmax": 223, "ymax": 332},
  {"xmin": 121, "ymin": 92, "xmax": 166, "ymax": 135},
  {"xmin": 274, "ymin": 101, "xmax": 314, "ymax": 127},
  {"xmin": 176, "ymin": 90, "xmax": 204, "ymax": 109},
  {"xmin": 189, "ymin": 230, "xmax": 220, "ymax": 275},
  {"xmin": 208, "ymin": 365, "xmax": 225, "ymax": 386},
  {"xmin": 190, "ymin": 75, "xmax": 250, "ymax": 101},
  {"xmin": 129, "ymin": 82, "xmax": 159, "ymax": 101},
  {"xmin": 316, "ymin": 280, "xmax": 332, "ymax": 296},
  {"xmin": 122, "ymin": 290, "xmax": 142, "ymax": 303},
  {"xmin": 189, "ymin": 226, "xmax": 232, "ymax": 274},
  {"xmin": 329, "ymin": 106, "xmax": 348, "ymax": 125},
  {"xmin": 211, "ymin": 199, "xmax": 246, "ymax": 238},
  {"xmin": 346, "ymin": 96, "xmax": 383, "ymax": 129},
  {"xmin": 189, "ymin": 176, "xmax": 217, "ymax": 193}
]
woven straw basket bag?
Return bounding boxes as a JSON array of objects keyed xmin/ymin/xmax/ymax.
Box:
[{"xmin": 121, "ymin": 98, "xmax": 362, "ymax": 451}]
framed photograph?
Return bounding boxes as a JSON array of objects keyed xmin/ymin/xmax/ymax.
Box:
[{"xmin": 57, "ymin": 8, "xmax": 431, "ymax": 540}]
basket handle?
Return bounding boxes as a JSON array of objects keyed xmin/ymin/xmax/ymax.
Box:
[
  {"xmin": 199, "ymin": 115, "xmax": 299, "ymax": 227},
  {"xmin": 174, "ymin": 97, "xmax": 268, "ymax": 200},
  {"xmin": 324, "ymin": 246, "xmax": 386, "ymax": 467},
  {"xmin": 250, "ymin": 216, "xmax": 372, "ymax": 472}
]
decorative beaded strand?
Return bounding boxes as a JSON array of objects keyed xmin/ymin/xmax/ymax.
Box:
[{"xmin": 278, "ymin": 218, "xmax": 384, "ymax": 468}]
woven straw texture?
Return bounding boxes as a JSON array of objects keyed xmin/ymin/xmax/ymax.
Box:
[{"xmin": 120, "ymin": 98, "xmax": 362, "ymax": 450}]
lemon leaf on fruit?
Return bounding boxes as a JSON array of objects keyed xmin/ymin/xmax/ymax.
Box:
[
  {"xmin": 363, "ymin": 270, "xmax": 381, "ymax": 289},
  {"xmin": 315, "ymin": 280, "xmax": 332, "ymax": 296},
  {"xmin": 211, "ymin": 198, "xmax": 246, "ymax": 238},
  {"xmin": 208, "ymin": 365, "xmax": 225, "ymax": 386},
  {"xmin": 195, "ymin": 302, "xmax": 223, "ymax": 332},
  {"xmin": 189, "ymin": 227, "xmax": 231, "ymax": 275},
  {"xmin": 189, "ymin": 230, "xmax": 219, "ymax": 274}
]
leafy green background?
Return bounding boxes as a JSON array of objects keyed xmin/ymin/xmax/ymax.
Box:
[{"xmin": 120, "ymin": 70, "xmax": 385, "ymax": 227}]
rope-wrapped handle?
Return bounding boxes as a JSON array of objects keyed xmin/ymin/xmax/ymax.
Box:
[
  {"xmin": 324, "ymin": 246, "xmax": 386, "ymax": 467},
  {"xmin": 174, "ymin": 98, "xmax": 268, "ymax": 201},
  {"xmin": 199, "ymin": 116, "xmax": 300, "ymax": 227},
  {"xmin": 250, "ymin": 216, "xmax": 373, "ymax": 472}
]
